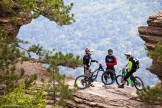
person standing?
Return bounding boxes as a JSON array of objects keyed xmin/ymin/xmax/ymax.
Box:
[
  {"xmin": 83, "ymin": 48, "xmax": 98, "ymax": 87},
  {"xmin": 105, "ymin": 49, "xmax": 117, "ymax": 81},
  {"xmin": 83, "ymin": 48, "xmax": 98, "ymax": 75}
]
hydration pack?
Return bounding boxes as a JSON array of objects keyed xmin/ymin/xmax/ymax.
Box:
[{"xmin": 133, "ymin": 58, "xmax": 139, "ymax": 69}]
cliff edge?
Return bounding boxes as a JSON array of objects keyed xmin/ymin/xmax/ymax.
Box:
[
  {"xmin": 64, "ymin": 79, "xmax": 161, "ymax": 108},
  {"xmin": 138, "ymin": 10, "xmax": 162, "ymax": 81}
]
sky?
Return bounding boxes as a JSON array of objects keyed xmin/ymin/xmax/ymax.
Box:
[{"xmin": 18, "ymin": 0, "xmax": 162, "ymax": 85}]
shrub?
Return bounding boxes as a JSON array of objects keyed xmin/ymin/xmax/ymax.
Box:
[
  {"xmin": 40, "ymin": 78, "xmax": 45, "ymax": 82},
  {"xmin": 24, "ymin": 74, "xmax": 38, "ymax": 88},
  {"xmin": 0, "ymin": 83, "xmax": 46, "ymax": 108},
  {"xmin": 20, "ymin": 68, "xmax": 25, "ymax": 77},
  {"xmin": 137, "ymin": 85, "xmax": 162, "ymax": 105},
  {"xmin": 147, "ymin": 43, "xmax": 162, "ymax": 62}
]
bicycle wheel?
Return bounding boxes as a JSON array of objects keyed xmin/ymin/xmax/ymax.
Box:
[
  {"xmin": 116, "ymin": 75, "xmax": 129, "ymax": 86},
  {"xmin": 101, "ymin": 71, "xmax": 116, "ymax": 85},
  {"xmin": 134, "ymin": 76, "xmax": 144, "ymax": 91},
  {"xmin": 116, "ymin": 75, "xmax": 123, "ymax": 85},
  {"xmin": 74, "ymin": 75, "xmax": 89, "ymax": 89}
]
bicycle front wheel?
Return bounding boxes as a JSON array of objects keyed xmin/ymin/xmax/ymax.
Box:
[
  {"xmin": 134, "ymin": 76, "xmax": 144, "ymax": 91},
  {"xmin": 116, "ymin": 75, "xmax": 129, "ymax": 86},
  {"xmin": 116, "ymin": 75, "xmax": 123, "ymax": 86},
  {"xmin": 101, "ymin": 72, "xmax": 116, "ymax": 85},
  {"xmin": 74, "ymin": 75, "xmax": 89, "ymax": 89}
]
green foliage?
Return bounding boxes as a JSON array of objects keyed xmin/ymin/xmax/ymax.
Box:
[
  {"xmin": 28, "ymin": 44, "xmax": 43, "ymax": 56},
  {"xmin": 0, "ymin": 33, "xmax": 22, "ymax": 71},
  {"xmin": 0, "ymin": 33, "xmax": 80, "ymax": 106},
  {"xmin": 137, "ymin": 85, "xmax": 162, "ymax": 105},
  {"xmin": 0, "ymin": 83, "xmax": 46, "ymax": 108},
  {"xmin": 0, "ymin": 34, "xmax": 28, "ymax": 93},
  {"xmin": 25, "ymin": 74, "xmax": 38, "ymax": 88},
  {"xmin": 147, "ymin": 43, "xmax": 162, "ymax": 61},
  {"xmin": 11, "ymin": 16, "xmax": 22, "ymax": 25},
  {"xmin": 0, "ymin": 0, "xmax": 74, "ymax": 25},
  {"xmin": 27, "ymin": 44, "xmax": 82, "ymax": 68},
  {"xmin": 10, "ymin": 65, "xmax": 16, "ymax": 72},
  {"xmin": 60, "ymin": 84, "xmax": 73, "ymax": 99},
  {"xmin": 47, "ymin": 61, "xmax": 74, "ymax": 106},
  {"xmin": 0, "ymin": 1, "xmax": 77, "ymax": 107},
  {"xmin": 50, "ymin": 51, "xmax": 83, "ymax": 68},
  {"xmin": 20, "ymin": 68, "xmax": 25, "ymax": 77},
  {"xmin": 4, "ymin": 71, "xmax": 19, "ymax": 81},
  {"xmin": 28, "ymin": 44, "xmax": 53, "ymax": 58},
  {"xmin": 0, "ymin": 70, "xmax": 19, "ymax": 92},
  {"xmin": 40, "ymin": 77, "xmax": 45, "ymax": 82},
  {"xmin": 33, "ymin": 0, "xmax": 75, "ymax": 25}
]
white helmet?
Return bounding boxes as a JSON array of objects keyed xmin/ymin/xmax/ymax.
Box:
[{"xmin": 124, "ymin": 52, "xmax": 132, "ymax": 56}]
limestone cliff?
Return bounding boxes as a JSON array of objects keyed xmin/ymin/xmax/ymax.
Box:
[{"xmin": 138, "ymin": 10, "xmax": 162, "ymax": 81}]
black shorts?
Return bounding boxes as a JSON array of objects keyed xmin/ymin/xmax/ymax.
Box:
[
  {"xmin": 106, "ymin": 67, "xmax": 115, "ymax": 72},
  {"xmin": 84, "ymin": 67, "xmax": 90, "ymax": 74},
  {"xmin": 106, "ymin": 67, "xmax": 115, "ymax": 79},
  {"xmin": 124, "ymin": 69, "xmax": 136, "ymax": 81}
]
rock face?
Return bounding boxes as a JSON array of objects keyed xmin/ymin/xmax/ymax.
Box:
[
  {"xmin": 138, "ymin": 10, "xmax": 162, "ymax": 81},
  {"xmin": 64, "ymin": 80, "xmax": 161, "ymax": 108},
  {"xmin": 0, "ymin": 2, "xmax": 32, "ymax": 41}
]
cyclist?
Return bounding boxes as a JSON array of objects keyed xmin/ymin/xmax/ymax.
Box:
[
  {"xmin": 118, "ymin": 52, "xmax": 137, "ymax": 88},
  {"xmin": 83, "ymin": 48, "xmax": 98, "ymax": 74},
  {"xmin": 105, "ymin": 49, "xmax": 117, "ymax": 82},
  {"xmin": 83, "ymin": 48, "xmax": 98, "ymax": 87}
]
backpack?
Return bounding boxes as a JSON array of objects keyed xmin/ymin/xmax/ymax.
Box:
[{"xmin": 133, "ymin": 58, "xmax": 139, "ymax": 69}]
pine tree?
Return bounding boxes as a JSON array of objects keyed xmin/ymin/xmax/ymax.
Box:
[
  {"xmin": 0, "ymin": 0, "xmax": 81, "ymax": 107},
  {"xmin": 0, "ymin": 0, "xmax": 74, "ymax": 25}
]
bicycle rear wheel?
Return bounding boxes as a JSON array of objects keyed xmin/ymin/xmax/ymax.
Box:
[
  {"xmin": 74, "ymin": 75, "xmax": 89, "ymax": 89},
  {"xmin": 134, "ymin": 76, "xmax": 144, "ymax": 91},
  {"xmin": 101, "ymin": 71, "xmax": 116, "ymax": 85}
]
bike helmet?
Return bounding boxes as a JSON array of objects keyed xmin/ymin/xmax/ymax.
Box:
[
  {"xmin": 85, "ymin": 48, "xmax": 93, "ymax": 55},
  {"xmin": 124, "ymin": 52, "xmax": 132, "ymax": 56}
]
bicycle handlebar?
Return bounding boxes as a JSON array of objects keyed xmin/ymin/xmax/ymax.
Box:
[
  {"xmin": 119, "ymin": 64, "xmax": 128, "ymax": 73},
  {"xmin": 94, "ymin": 62, "xmax": 104, "ymax": 71}
]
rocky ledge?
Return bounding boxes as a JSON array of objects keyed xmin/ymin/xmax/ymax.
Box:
[
  {"xmin": 64, "ymin": 80, "xmax": 161, "ymax": 108},
  {"xmin": 138, "ymin": 10, "xmax": 162, "ymax": 81}
]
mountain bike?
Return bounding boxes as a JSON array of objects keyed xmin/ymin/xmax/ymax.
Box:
[
  {"xmin": 74, "ymin": 62, "xmax": 115, "ymax": 89},
  {"xmin": 116, "ymin": 68, "xmax": 144, "ymax": 90}
]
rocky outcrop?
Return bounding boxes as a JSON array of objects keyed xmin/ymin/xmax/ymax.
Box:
[
  {"xmin": 0, "ymin": 2, "xmax": 32, "ymax": 41},
  {"xmin": 1, "ymin": 61, "xmax": 161, "ymax": 108},
  {"xmin": 64, "ymin": 80, "xmax": 161, "ymax": 108},
  {"xmin": 138, "ymin": 10, "xmax": 162, "ymax": 81},
  {"xmin": 30, "ymin": 77, "xmax": 162, "ymax": 108}
]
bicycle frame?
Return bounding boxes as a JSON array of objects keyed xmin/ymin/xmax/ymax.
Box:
[
  {"xmin": 122, "ymin": 69, "xmax": 134, "ymax": 85},
  {"xmin": 90, "ymin": 64, "xmax": 104, "ymax": 81}
]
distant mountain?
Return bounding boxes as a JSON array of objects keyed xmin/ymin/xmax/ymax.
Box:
[{"xmin": 18, "ymin": 0, "xmax": 162, "ymax": 85}]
